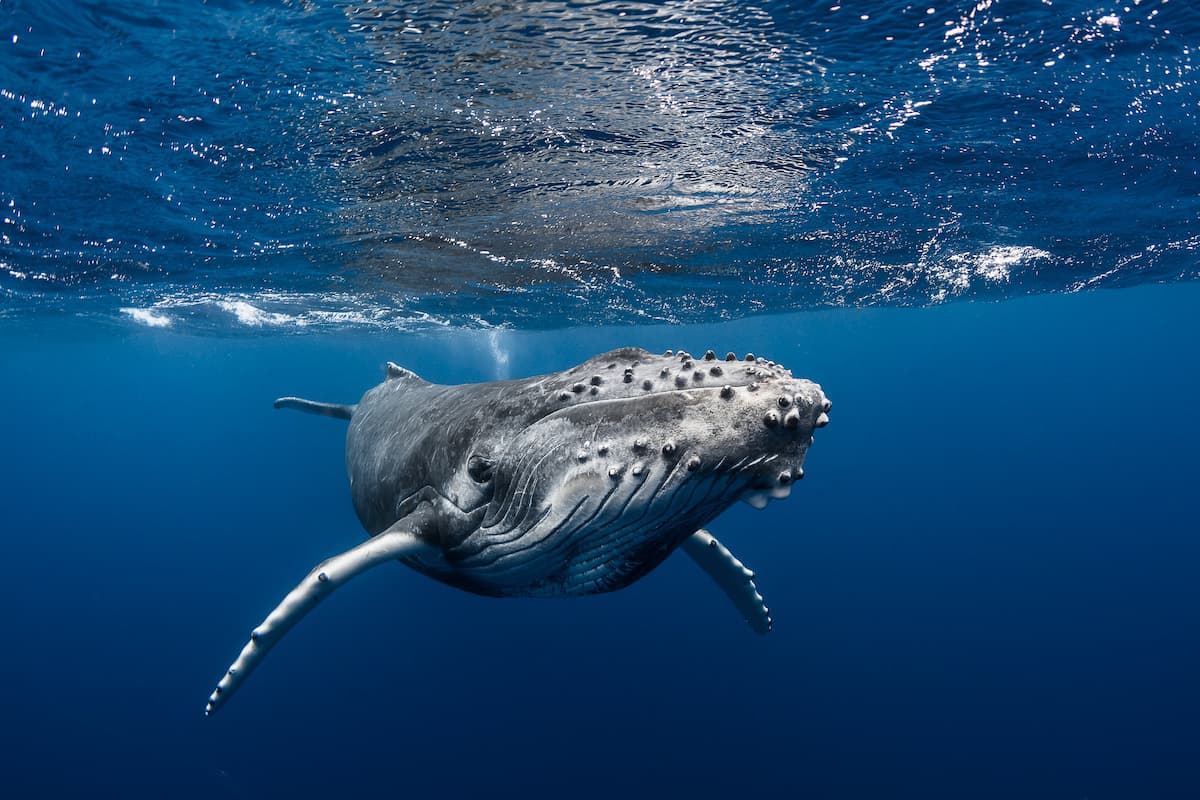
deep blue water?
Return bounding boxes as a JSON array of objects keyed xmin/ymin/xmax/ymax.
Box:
[
  {"xmin": 2, "ymin": 1, "xmax": 1200, "ymax": 798},
  {"xmin": 4, "ymin": 287, "xmax": 1199, "ymax": 798}
]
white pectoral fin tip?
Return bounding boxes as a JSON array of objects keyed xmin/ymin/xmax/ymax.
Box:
[
  {"xmin": 681, "ymin": 530, "xmax": 773, "ymax": 635},
  {"xmin": 205, "ymin": 525, "xmax": 430, "ymax": 716}
]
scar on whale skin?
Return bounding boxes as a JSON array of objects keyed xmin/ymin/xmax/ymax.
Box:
[{"xmin": 206, "ymin": 346, "xmax": 830, "ymax": 715}]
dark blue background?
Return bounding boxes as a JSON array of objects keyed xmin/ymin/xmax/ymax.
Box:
[{"xmin": 3, "ymin": 283, "xmax": 1197, "ymax": 798}]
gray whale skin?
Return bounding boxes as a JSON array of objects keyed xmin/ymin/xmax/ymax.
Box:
[{"xmin": 206, "ymin": 346, "xmax": 831, "ymax": 715}]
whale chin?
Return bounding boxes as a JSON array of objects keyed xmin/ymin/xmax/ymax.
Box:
[{"xmin": 739, "ymin": 482, "xmax": 795, "ymax": 509}]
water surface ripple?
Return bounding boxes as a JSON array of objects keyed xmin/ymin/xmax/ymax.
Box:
[{"xmin": 1, "ymin": 0, "xmax": 1196, "ymax": 329}]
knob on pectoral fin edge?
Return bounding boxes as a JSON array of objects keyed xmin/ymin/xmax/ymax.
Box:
[
  {"xmin": 205, "ymin": 511, "xmax": 436, "ymax": 716},
  {"xmin": 680, "ymin": 529, "xmax": 773, "ymax": 635}
]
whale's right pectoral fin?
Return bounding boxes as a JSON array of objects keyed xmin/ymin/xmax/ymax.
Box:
[
  {"xmin": 681, "ymin": 529, "xmax": 773, "ymax": 635},
  {"xmin": 205, "ymin": 513, "xmax": 435, "ymax": 716}
]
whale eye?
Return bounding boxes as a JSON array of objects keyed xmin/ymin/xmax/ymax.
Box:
[{"xmin": 467, "ymin": 454, "xmax": 495, "ymax": 483}]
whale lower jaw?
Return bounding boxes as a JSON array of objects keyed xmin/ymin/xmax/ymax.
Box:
[{"xmin": 739, "ymin": 483, "xmax": 794, "ymax": 509}]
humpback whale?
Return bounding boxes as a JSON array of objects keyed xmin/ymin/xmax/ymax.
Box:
[{"xmin": 206, "ymin": 347, "xmax": 831, "ymax": 715}]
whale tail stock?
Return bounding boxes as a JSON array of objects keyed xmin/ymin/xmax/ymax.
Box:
[{"xmin": 273, "ymin": 397, "xmax": 357, "ymax": 420}]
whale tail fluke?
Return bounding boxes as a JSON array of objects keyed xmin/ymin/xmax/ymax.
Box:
[{"xmin": 273, "ymin": 397, "xmax": 356, "ymax": 420}]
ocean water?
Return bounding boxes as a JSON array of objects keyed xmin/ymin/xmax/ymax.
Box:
[{"xmin": 2, "ymin": 1, "xmax": 1198, "ymax": 798}]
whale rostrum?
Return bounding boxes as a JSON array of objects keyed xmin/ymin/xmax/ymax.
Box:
[{"xmin": 206, "ymin": 347, "xmax": 831, "ymax": 715}]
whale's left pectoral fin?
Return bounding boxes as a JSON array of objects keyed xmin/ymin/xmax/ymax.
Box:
[
  {"xmin": 681, "ymin": 529, "xmax": 773, "ymax": 635},
  {"xmin": 205, "ymin": 514, "xmax": 435, "ymax": 716}
]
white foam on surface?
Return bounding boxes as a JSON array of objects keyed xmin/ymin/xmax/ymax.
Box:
[
  {"xmin": 218, "ymin": 300, "xmax": 298, "ymax": 327},
  {"xmin": 112, "ymin": 289, "xmax": 465, "ymax": 332},
  {"xmin": 929, "ymin": 245, "xmax": 1054, "ymax": 302},
  {"xmin": 120, "ymin": 307, "xmax": 173, "ymax": 328}
]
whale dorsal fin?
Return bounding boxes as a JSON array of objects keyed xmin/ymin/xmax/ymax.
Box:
[{"xmin": 384, "ymin": 361, "xmax": 428, "ymax": 383}]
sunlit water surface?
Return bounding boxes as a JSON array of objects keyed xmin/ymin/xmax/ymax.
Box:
[{"xmin": 3, "ymin": 0, "xmax": 1197, "ymax": 328}]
